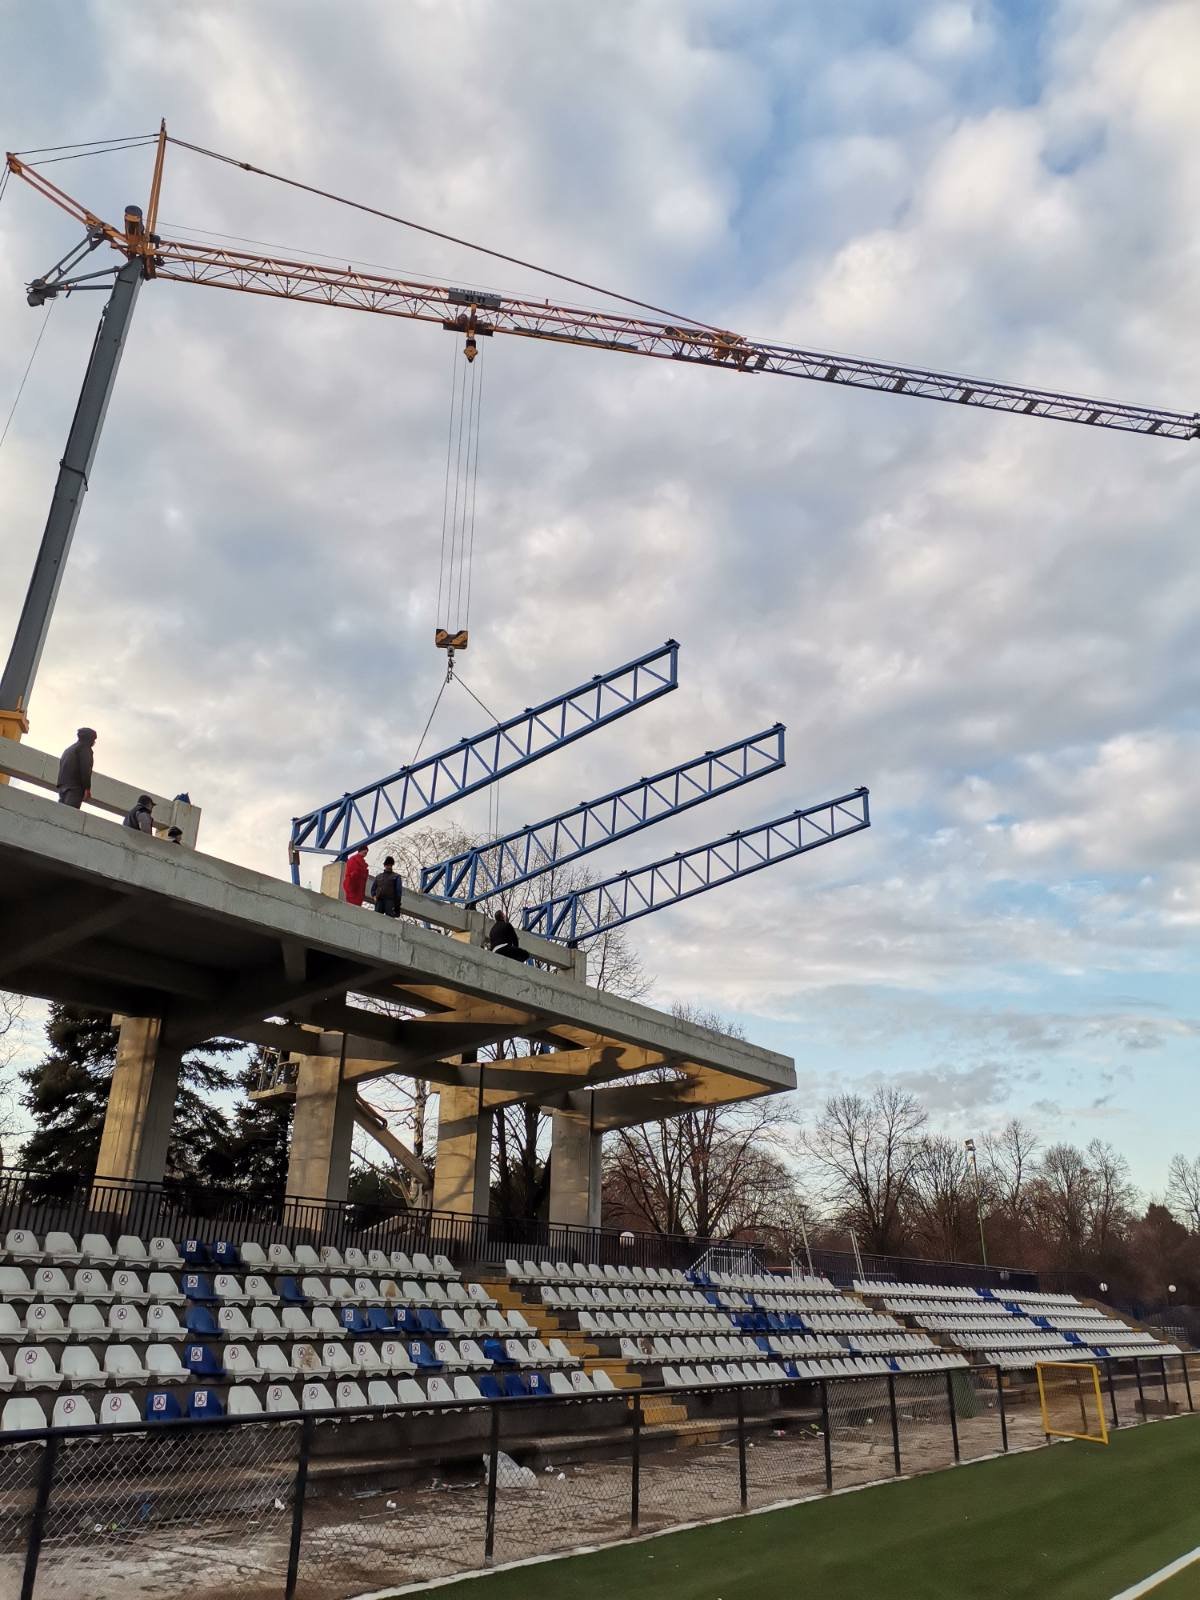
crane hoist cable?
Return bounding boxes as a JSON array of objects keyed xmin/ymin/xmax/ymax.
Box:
[{"xmin": 435, "ymin": 337, "xmax": 484, "ymax": 675}]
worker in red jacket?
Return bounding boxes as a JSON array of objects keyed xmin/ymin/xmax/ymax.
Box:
[{"xmin": 342, "ymin": 846, "xmax": 370, "ymax": 906}]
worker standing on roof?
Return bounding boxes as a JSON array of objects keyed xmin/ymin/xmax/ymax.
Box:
[
  {"xmin": 342, "ymin": 845, "xmax": 370, "ymax": 907},
  {"xmin": 56, "ymin": 727, "xmax": 97, "ymax": 809},
  {"xmin": 370, "ymin": 856, "xmax": 403, "ymax": 918}
]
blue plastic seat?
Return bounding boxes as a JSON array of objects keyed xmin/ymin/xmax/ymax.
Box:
[
  {"xmin": 211, "ymin": 1241, "xmax": 241, "ymax": 1270},
  {"xmin": 417, "ymin": 1309, "xmax": 445, "ymax": 1335},
  {"xmin": 887, "ymin": 1357, "xmax": 902, "ymax": 1372},
  {"xmin": 503, "ymin": 1372, "xmax": 530, "ymax": 1398},
  {"xmin": 400, "ymin": 1307, "xmax": 423, "ymax": 1336},
  {"xmin": 783, "ymin": 1361, "xmax": 800, "ymax": 1380},
  {"xmin": 181, "ymin": 1271, "xmax": 216, "ymax": 1303},
  {"xmin": 145, "ymin": 1389, "xmax": 183, "ymax": 1423},
  {"xmin": 408, "ymin": 1341, "xmax": 441, "ymax": 1371},
  {"xmin": 704, "ymin": 1291, "xmax": 725, "ymax": 1308},
  {"xmin": 786, "ymin": 1314, "xmax": 807, "ymax": 1332},
  {"xmin": 184, "ymin": 1305, "xmax": 220, "ymax": 1338},
  {"xmin": 479, "ymin": 1374, "xmax": 504, "ymax": 1400},
  {"xmin": 181, "ymin": 1239, "xmax": 210, "ymax": 1266},
  {"xmin": 366, "ymin": 1307, "xmax": 395, "ymax": 1334},
  {"xmin": 188, "ymin": 1388, "xmax": 224, "ymax": 1420},
  {"xmin": 340, "ymin": 1307, "xmax": 371, "ymax": 1336},
  {"xmin": 527, "ymin": 1372, "xmax": 552, "ymax": 1397},
  {"xmin": 278, "ymin": 1276, "xmax": 310, "ymax": 1306},
  {"xmin": 482, "ymin": 1338, "xmax": 511, "ymax": 1366},
  {"xmin": 186, "ymin": 1343, "xmax": 226, "ymax": 1380},
  {"xmin": 754, "ymin": 1336, "xmax": 776, "ymax": 1355}
]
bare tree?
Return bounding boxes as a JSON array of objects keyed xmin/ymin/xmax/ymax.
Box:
[
  {"xmin": 802, "ymin": 1087, "xmax": 927, "ymax": 1255},
  {"xmin": 0, "ymin": 994, "xmax": 26, "ymax": 1165},
  {"xmin": 983, "ymin": 1117, "xmax": 1039, "ymax": 1251},
  {"xmin": 906, "ymin": 1135, "xmax": 982, "ymax": 1261},
  {"xmin": 1166, "ymin": 1154, "xmax": 1200, "ymax": 1233},
  {"xmin": 1083, "ymin": 1139, "xmax": 1137, "ymax": 1258}
]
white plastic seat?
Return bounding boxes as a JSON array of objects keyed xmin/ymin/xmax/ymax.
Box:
[
  {"xmin": 327, "ymin": 1275, "xmax": 356, "ymax": 1304},
  {"xmin": 302, "ymin": 1382, "xmax": 335, "ymax": 1413},
  {"xmin": 426, "ymin": 1377, "xmax": 455, "ymax": 1405},
  {"xmin": 218, "ymin": 1306, "xmax": 252, "ymax": 1338},
  {"xmin": 24, "ymin": 1305, "xmax": 64, "ymax": 1341},
  {"xmin": 433, "ymin": 1254, "xmax": 457, "ymax": 1279},
  {"xmin": 293, "ymin": 1245, "xmax": 322, "ymax": 1272},
  {"xmin": 0, "ymin": 1266, "xmax": 32, "ymax": 1297},
  {"xmin": 592, "ymin": 1370, "xmax": 617, "ymax": 1394},
  {"xmin": 2, "ymin": 1397, "xmax": 46, "ymax": 1430},
  {"xmin": 213, "ymin": 1273, "xmax": 247, "ymax": 1304},
  {"xmin": 267, "ymin": 1243, "xmax": 297, "ymax": 1273},
  {"xmin": 318, "ymin": 1246, "xmax": 345, "ymax": 1272},
  {"xmin": 662, "ymin": 1366, "xmax": 682, "ymax": 1387},
  {"xmin": 353, "ymin": 1341, "xmax": 388, "ymax": 1379},
  {"xmin": 389, "ymin": 1252, "xmax": 414, "ymax": 1276},
  {"xmin": 380, "ymin": 1340, "xmax": 416, "ymax": 1375},
  {"xmin": 342, "ymin": 1248, "xmax": 368, "ymax": 1273},
  {"xmin": 60, "ymin": 1346, "xmax": 102, "ymax": 1389},
  {"xmin": 110, "ymin": 1269, "xmax": 150, "ymax": 1302},
  {"xmin": 4, "ymin": 1231, "xmax": 42, "ymax": 1264},
  {"xmin": 441, "ymin": 1307, "xmax": 467, "ymax": 1334},
  {"xmin": 106, "ymin": 1304, "xmax": 146, "ymax": 1339},
  {"xmin": 238, "ymin": 1242, "xmax": 268, "ymax": 1271},
  {"xmin": 453, "ymin": 1375, "xmax": 482, "ymax": 1401},
  {"xmin": 146, "ymin": 1238, "xmax": 183, "ymax": 1269},
  {"xmin": 435, "ymin": 1340, "xmax": 469, "ymax": 1371},
  {"xmin": 458, "ymin": 1339, "xmax": 488, "ymax": 1368},
  {"xmin": 14, "ymin": 1347, "xmax": 61, "ymax": 1390},
  {"xmin": 227, "ymin": 1386, "xmax": 264, "ymax": 1417},
  {"xmin": 300, "ymin": 1277, "xmax": 333, "ymax": 1306},
  {"xmin": 280, "ymin": 1307, "xmax": 315, "ymax": 1338},
  {"xmin": 79, "ymin": 1234, "xmax": 116, "ymax": 1266},
  {"xmin": 366, "ymin": 1250, "xmax": 390, "ymax": 1274},
  {"xmin": 41, "ymin": 1231, "xmax": 81, "ymax": 1265},
  {"xmin": 292, "ymin": 1343, "xmax": 329, "ymax": 1378},
  {"xmin": 366, "ymin": 1379, "xmax": 397, "ymax": 1407},
  {"xmin": 73, "ymin": 1268, "xmax": 112, "ymax": 1302},
  {"xmin": 242, "ymin": 1275, "xmax": 276, "ymax": 1304},
  {"xmin": 395, "ymin": 1378, "xmax": 426, "ymax": 1406},
  {"xmin": 324, "ymin": 1343, "xmax": 358, "ymax": 1378},
  {"xmin": 569, "ymin": 1369, "xmax": 595, "ymax": 1394},
  {"xmin": 52, "ymin": 1393, "xmax": 96, "ymax": 1427},
  {"xmin": 353, "ymin": 1276, "xmax": 385, "ymax": 1307},
  {"xmin": 32, "ymin": 1267, "xmax": 74, "ymax": 1301},
  {"xmin": 99, "ymin": 1392, "xmax": 141, "ymax": 1425},
  {"xmin": 104, "ymin": 1344, "xmax": 149, "ymax": 1383},
  {"xmin": 412, "ymin": 1253, "xmax": 435, "ymax": 1277},
  {"xmin": 310, "ymin": 1307, "xmax": 346, "ymax": 1338},
  {"xmin": 335, "ymin": 1380, "xmax": 369, "ymax": 1412},
  {"xmin": 265, "ymin": 1383, "xmax": 299, "ymax": 1413},
  {"xmin": 146, "ymin": 1272, "xmax": 185, "ymax": 1305},
  {"xmin": 223, "ymin": 1344, "xmax": 264, "ymax": 1381},
  {"xmin": 146, "ymin": 1344, "xmax": 189, "ymax": 1382},
  {"xmin": 549, "ymin": 1371, "xmax": 574, "ymax": 1396},
  {"xmin": 145, "ymin": 1304, "xmax": 185, "ymax": 1340}
]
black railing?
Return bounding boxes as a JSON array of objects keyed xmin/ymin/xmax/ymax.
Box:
[
  {"xmin": 2, "ymin": 1355, "xmax": 1193, "ymax": 1599},
  {"xmin": 0, "ymin": 1167, "xmax": 1072, "ymax": 1291}
]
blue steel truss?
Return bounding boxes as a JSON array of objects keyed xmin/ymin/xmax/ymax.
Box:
[
  {"xmin": 521, "ymin": 787, "xmax": 870, "ymax": 942},
  {"xmin": 288, "ymin": 640, "xmax": 679, "ymax": 877},
  {"xmin": 419, "ymin": 725, "xmax": 787, "ymax": 903}
]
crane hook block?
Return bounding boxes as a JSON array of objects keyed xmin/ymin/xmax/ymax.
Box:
[{"xmin": 436, "ymin": 628, "xmax": 469, "ymax": 651}]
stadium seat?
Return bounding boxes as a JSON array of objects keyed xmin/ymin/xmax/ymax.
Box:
[
  {"xmin": 211, "ymin": 1241, "xmax": 241, "ymax": 1270},
  {"xmin": 182, "ymin": 1271, "xmax": 216, "ymax": 1303},
  {"xmin": 549, "ymin": 1371, "xmax": 574, "ymax": 1396},
  {"xmin": 280, "ymin": 1307, "xmax": 316, "ymax": 1338},
  {"xmin": 107, "ymin": 1304, "xmax": 146, "ymax": 1338},
  {"xmin": 188, "ymin": 1388, "xmax": 224, "ymax": 1420},
  {"xmin": 110, "ymin": 1269, "xmax": 150, "ymax": 1301},
  {"xmin": 339, "ymin": 1307, "xmax": 371, "ymax": 1337},
  {"xmin": 66, "ymin": 1303, "xmax": 104, "ymax": 1340},
  {"xmin": 302, "ymin": 1382, "xmax": 335, "ymax": 1413},
  {"xmin": 145, "ymin": 1305, "xmax": 186, "ymax": 1340},
  {"xmin": 570, "ymin": 1370, "xmax": 595, "ymax": 1395},
  {"xmin": 325, "ymin": 1343, "xmax": 359, "ymax": 1379},
  {"xmin": 293, "ymin": 1343, "xmax": 329, "ymax": 1378},
  {"xmin": 2, "ymin": 1397, "xmax": 46, "ymax": 1431},
  {"xmin": 145, "ymin": 1389, "xmax": 184, "ymax": 1423},
  {"xmin": 395, "ymin": 1378, "xmax": 427, "ymax": 1407},
  {"xmin": 478, "ymin": 1375, "xmax": 504, "ymax": 1400},
  {"xmin": 380, "ymin": 1340, "xmax": 416, "ymax": 1375},
  {"xmin": 99, "ymin": 1393, "xmax": 141, "ymax": 1426},
  {"xmin": 503, "ymin": 1373, "xmax": 530, "ymax": 1398},
  {"xmin": 181, "ymin": 1239, "xmax": 210, "ymax": 1265},
  {"xmin": 453, "ymin": 1376, "xmax": 483, "ymax": 1402},
  {"xmin": 25, "ymin": 1305, "xmax": 65, "ymax": 1341},
  {"xmin": 52, "ymin": 1394, "xmax": 96, "ymax": 1427},
  {"xmin": 14, "ymin": 1347, "xmax": 61, "ymax": 1390},
  {"xmin": 228, "ymin": 1386, "xmax": 264, "ymax": 1417},
  {"xmin": 268, "ymin": 1244, "xmax": 298, "ymax": 1273},
  {"xmin": 32, "ymin": 1266, "xmax": 73, "ymax": 1300},
  {"xmin": 105, "ymin": 1344, "xmax": 149, "ymax": 1383},
  {"xmin": 146, "ymin": 1345, "xmax": 188, "ymax": 1383},
  {"xmin": 265, "ymin": 1384, "xmax": 300, "ymax": 1413},
  {"xmin": 311, "ymin": 1308, "xmax": 347, "ymax": 1338},
  {"xmin": 147, "ymin": 1238, "xmax": 184, "ymax": 1269},
  {"xmin": 223, "ymin": 1344, "xmax": 264, "ymax": 1381},
  {"xmin": 293, "ymin": 1245, "xmax": 321, "ymax": 1271},
  {"xmin": 184, "ymin": 1306, "xmax": 220, "ymax": 1339},
  {"xmin": 243, "ymin": 1275, "xmax": 276, "ymax": 1305},
  {"xmin": 0, "ymin": 1306, "xmax": 22, "ymax": 1342},
  {"xmin": 408, "ymin": 1341, "xmax": 441, "ymax": 1371},
  {"xmin": 3, "ymin": 1231, "xmax": 42, "ymax": 1264},
  {"xmin": 366, "ymin": 1307, "xmax": 396, "ymax": 1335},
  {"xmin": 185, "ymin": 1343, "xmax": 225, "ymax": 1380},
  {"xmin": 335, "ymin": 1380, "xmax": 370, "ymax": 1413},
  {"xmin": 0, "ymin": 1266, "xmax": 32, "ymax": 1297},
  {"xmin": 79, "ymin": 1234, "xmax": 117, "ymax": 1266},
  {"xmin": 147, "ymin": 1272, "xmax": 185, "ymax": 1304}
]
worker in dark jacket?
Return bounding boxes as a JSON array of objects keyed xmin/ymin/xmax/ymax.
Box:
[
  {"xmin": 123, "ymin": 795, "xmax": 154, "ymax": 833},
  {"xmin": 56, "ymin": 727, "xmax": 97, "ymax": 808},
  {"xmin": 370, "ymin": 857, "xmax": 402, "ymax": 917},
  {"xmin": 488, "ymin": 908, "xmax": 529, "ymax": 963}
]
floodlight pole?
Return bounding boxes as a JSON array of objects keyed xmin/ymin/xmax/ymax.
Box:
[{"xmin": 965, "ymin": 1138, "xmax": 989, "ymax": 1267}]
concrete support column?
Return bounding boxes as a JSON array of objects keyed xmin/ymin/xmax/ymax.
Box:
[
  {"xmin": 549, "ymin": 1108, "xmax": 602, "ymax": 1229},
  {"xmin": 432, "ymin": 1085, "xmax": 492, "ymax": 1216},
  {"xmin": 94, "ymin": 1016, "xmax": 183, "ymax": 1184},
  {"xmin": 285, "ymin": 1048, "xmax": 357, "ymax": 1203}
]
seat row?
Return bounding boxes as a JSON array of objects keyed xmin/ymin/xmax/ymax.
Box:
[
  {"xmin": 0, "ymin": 1366, "xmax": 621, "ymax": 1431},
  {"xmin": 0, "ymin": 1331, "xmax": 582, "ymax": 1391},
  {"xmin": 507, "ymin": 1259, "xmax": 687, "ymax": 1288},
  {"xmin": 0, "ymin": 1230, "xmax": 459, "ymax": 1282},
  {"xmin": 0, "ymin": 1266, "xmax": 491, "ymax": 1311}
]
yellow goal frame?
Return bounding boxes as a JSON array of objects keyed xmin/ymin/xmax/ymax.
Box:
[{"xmin": 1035, "ymin": 1360, "xmax": 1109, "ymax": 1445}]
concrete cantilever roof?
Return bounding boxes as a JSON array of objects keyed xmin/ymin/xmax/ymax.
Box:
[{"xmin": 0, "ymin": 783, "xmax": 795, "ymax": 1130}]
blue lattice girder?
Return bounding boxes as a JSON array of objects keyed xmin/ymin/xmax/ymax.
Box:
[
  {"xmin": 521, "ymin": 788, "xmax": 870, "ymax": 942},
  {"xmin": 419, "ymin": 725, "xmax": 787, "ymax": 903},
  {"xmin": 288, "ymin": 640, "xmax": 679, "ymax": 876}
]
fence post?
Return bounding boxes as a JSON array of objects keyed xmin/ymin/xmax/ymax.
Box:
[
  {"xmin": 284, "ymin": 1416, "xmax": 313, "ymax": 1600},
  {"xmin": 1134, "ymin": 1357, "xmax": 1147, "ymax": 1419},
  {"xmin": 887, "ymin": 1373, "xmax": 902, "ymax": 1475},
  {"xmin": 630, "ymin": 1397, "xmax": 642, "ymax": 1532},
  {"xmin": 1159, "ymin": 1356, "xmax": 1170, "ymax": 1408},
  {"xmin": 946, "ymin": 1370, "xmax": 960, "ymax": 1463},
  {"xmin": 1105, "ymin": 1360, "xmax": 1119, "ymax": 1430},
  {"xmin": 820, "ymin": 1378, "xmax": 833, "ymax": 1493},
  {"xmin": 995, "ymin": 1366, "xmax": 1008, "ymax": 1453},
  {"xmin": 736, "ymin": 1387, "xmax": 748, "ymax": 1510},
  {"xmin": 484, "ymin": 1405, "xmax": 501, "ymax": 1565},
  {"xmin": 1181, "ymin": 1354, "xmax": 1194, "ymax": 1414},
  {"xmin": 20, "ymin": 1432, "xmax": 59, "ymax": 1600}
]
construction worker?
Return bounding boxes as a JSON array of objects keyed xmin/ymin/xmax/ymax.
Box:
[
  {"xmin": 488, "ymin": 908, "xmax": 529, "ymax": 962},
  {"xmin": 342, "ymin": 845, "xmax": 370, "ymax": 906},
  {"xmin": 370, "ymin": 856, "xmax": 403, "ymax": 917},
  {"xmin": 56, "ymin": 727, "xmax": 97, "ymax": 809},
  {"xmin": 122, "ymin": 794, "xmax": 155, "ymax": 833},
  {"xmin": 166, "ymin": 827, "xmax": 184, "ymax": 845}
]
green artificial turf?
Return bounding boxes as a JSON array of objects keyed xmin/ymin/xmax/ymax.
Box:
[{"xmin": 421, "ymin": 1418, "xmax": 1200, "ymax": 1600}]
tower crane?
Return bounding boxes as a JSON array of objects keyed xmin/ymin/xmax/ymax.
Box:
[{"xmin": 1, "ymin": 122, "xmax": 1195, "ymax": 748}]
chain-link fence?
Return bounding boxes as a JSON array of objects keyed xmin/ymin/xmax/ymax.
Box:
[{"xmin": 1, "ymin": 1354, "xmax": 1195, "ymax": 1600}]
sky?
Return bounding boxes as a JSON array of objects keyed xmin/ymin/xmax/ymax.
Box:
[{"xmin": 1, "ymin": 0, "xmax": 1198, "ymax": 1198}]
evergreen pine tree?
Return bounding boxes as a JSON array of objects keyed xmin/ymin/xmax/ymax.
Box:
[
  {"xmin": 198, "ymin": 1048, "xmax": 294, "ymax": 1202},
  {"xmin": 21, "ymin": 1003, "xmax": 240, "ymax": 1180}
]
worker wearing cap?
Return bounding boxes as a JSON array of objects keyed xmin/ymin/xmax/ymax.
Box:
[{"xmin": 56, "ymin": 727, "xmax": 97, "ymax": 808}]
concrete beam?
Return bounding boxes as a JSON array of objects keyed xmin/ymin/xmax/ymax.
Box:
[
  {"xmin": 67, "ymin": 936, "xmax": 223, "ymax": 1001},
  {"xmin": 285, "ymin": 1049, "xmax": 357, "ymax": 1203},
  {"xmin": 164, "ymin": 952, "xmax": 383, "ymax": 1050},
  {"xmin": 431, "ymin": 1084, "xmax": 491, "ymax": 1216},
  {"xmin": 549, "ymin": 1109, "xmax": 601, "ymax": 1228},
  {"xmin": 0, "ymin": 891, "xmax": 136, "ymax": 980},
  {"xmin": 0, "ymin": 735, "xmax": 201, "ymax": 845}
]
